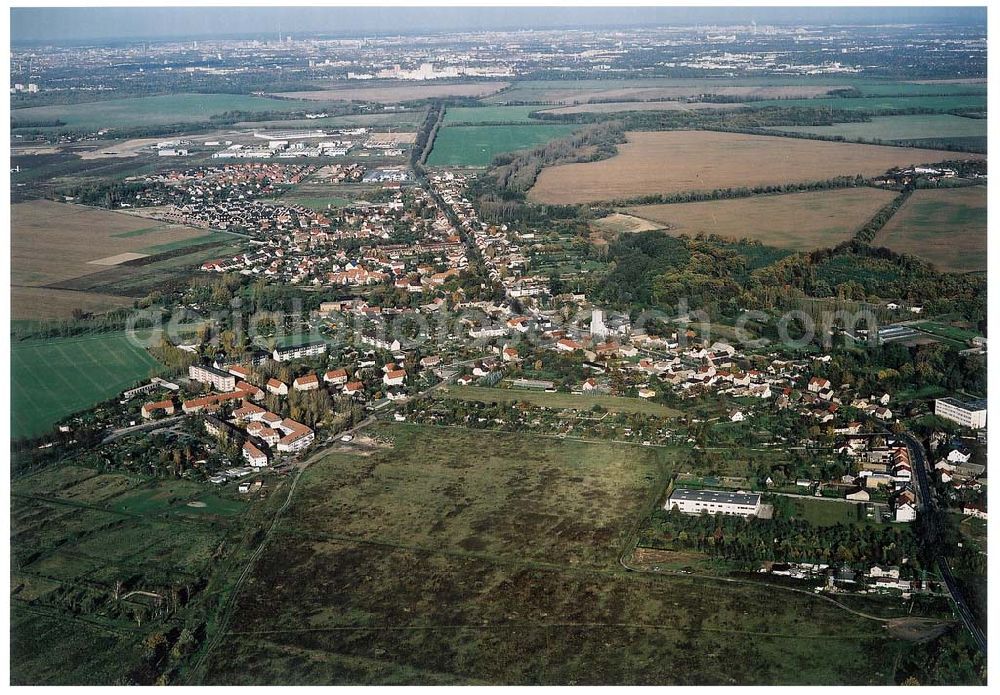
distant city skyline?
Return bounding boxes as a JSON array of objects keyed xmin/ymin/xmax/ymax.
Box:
[{"xmin": 10, "ymin": 5, "xmax": 987, "ymax": 45}]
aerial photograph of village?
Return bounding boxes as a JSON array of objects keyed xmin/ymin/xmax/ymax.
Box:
[{"xmin": 7, "ymin": 3, "xmax": 990, "ymax": 686}]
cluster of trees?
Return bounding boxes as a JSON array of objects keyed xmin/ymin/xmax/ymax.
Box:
[
  {"xmin": 641, "ymin": 505, "xmax": 921, "ymax": 570},
  {"xmin": 604, "ymin": 175, "xmax": 868, "ymax": 207}
]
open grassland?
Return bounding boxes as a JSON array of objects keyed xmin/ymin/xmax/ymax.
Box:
[
  {"xmin": 195, "ymin": 424, "xmax": 907, "ymax": 685},
  {"xmin": 443, "ymin": 105, "xmax": 546, "ymax": 124},
  {"xmin": 487, "ymin": 79, "xmax": 852, "ymax": 105},
  {"xmin": 10, "ymin": 93, "xmax": 334, "ymax": 131},
  {"xmin": 874, "ymin": 187, "xmax": 987, "ymax": 273},
  {"xmin": 623, "ymin": 188, "xmax": 897, "ymax": 251},
  {"xmin": 750, "ymin": 95, "xmax": 987, "ymax": 112},
  {"xmin": 436, "ymin": 384, "xmax": 680, "ymax": 417},
  {"xmin": 539, "ymin": 101, "xmax": 747, "ymax": 115},
  {"xmin": 11, "ymin": 465, "xmax": 251, "ymax": 684},
  {"xmin": 12, "ymin": 199, "xmax": 236, "ymax": 318},
  {"xmin": 275, "ymin": 81, "xmax": 509, "ymax": 103},
  {"xmin": 427, "ymin": 124, "xmax": 578, "ymax": 167},
  {"xmin": 528, "ymin": 131, "xmax": 983, "ymax": 204},
  {"xmin": 767, "ymin": 114, "xmax": 986, "ymax": 148},
  {"xmin": 11, "ymin": 333, "xmax": 160, "ymax": 439}
]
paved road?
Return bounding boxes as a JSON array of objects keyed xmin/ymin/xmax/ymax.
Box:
[
  {"xmin": 902, "ymin": 432, "xmax": 986, "ymax": 654},
  {"xmin": 101, "ymin": 415, "xmax": 186, "ymax": 443}
]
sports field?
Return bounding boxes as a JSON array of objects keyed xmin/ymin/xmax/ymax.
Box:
[
  {"xmin": 527, "ymin": 130, "xmax": 983, "ymax": 204},
  {"xmin": 624, "ymin": 188, "xmax": 898, "ymax": 251},
  {"xmin": 768, "ymin": 114, "xmax": 986, "ymax": 146},
  {"xmin": 194, "ymin": 424, "xmax": 905, "ymax": 685},
  {"xmin": 427, "ymin": 124, "xmax": 578, "ymax": 166},
  {"xmin": 10, "ymin": 93, "xmax": 333, "ymax": 131},
  {"xmin": 11, "ymin": 333, "xmax": 161, "ymax": 439},
  {"xmin": 874, "ymin": 187, "xmax": 987, "ymax": 273},
  {"xmin": 435, "ymin": 384, "xmax": 681, "ymax": 416}
]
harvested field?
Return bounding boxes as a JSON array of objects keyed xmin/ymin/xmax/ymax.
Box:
[
  {"xmin": 365, "ymin": 131, "xmax": 417, "ymax": 145},
  {"xmin": 591, "ymin": 212, "xmax": 664, "ymax": 236},
  {"xmin": 274, "ymin": 81, "xmax": 509, "ymax": 103},
  {"xmin": 11, "ymin": 199, "xmax": 227, "ymax": 317},
  {"xmin": 874, "ymin": 187, "xmax": 987, "ymax": 273},
  {"xmin": 528, "ymin": 131, "xmax": 983, "ymax": 204},
  {"xmin": 540, "ymin": 101, "xmax": 747, "ymax": 115},
  {"xmin": 10, "ymin": 287, "xmax": 135, "ymax": 320},
  {"xmin": 623, "ymin": 188, "xmax": 897, "ymax": 251}
]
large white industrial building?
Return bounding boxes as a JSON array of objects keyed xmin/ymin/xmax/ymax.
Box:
[
  {"xmin": 666, "ymin": 489, "xmax": 762, "ymax": 518},
  {"xmin": 934, "ymin": 397, "xmax": 987, "ymax": 429}
]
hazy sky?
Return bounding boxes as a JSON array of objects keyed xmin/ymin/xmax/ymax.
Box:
[{"xmin": 10, "ymin": 6, "xmax": 987, "ymax": 44}]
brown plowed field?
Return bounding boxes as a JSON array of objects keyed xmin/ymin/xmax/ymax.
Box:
[{"xmin": 624, "ymin": 188, "xmax": 897, "ymax": 251}]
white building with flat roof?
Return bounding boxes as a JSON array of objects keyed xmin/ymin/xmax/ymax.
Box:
[
  {"xmin": 666, "ymin": 489, "xmax": 762, "ymax": 517},
  {"xmin": 935, "ymin": 397, "xmax": 987, "ymax": 429}
]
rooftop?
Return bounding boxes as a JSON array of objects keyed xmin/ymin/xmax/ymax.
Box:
[{"xmin": 669, "ymin": 488, "xmax": 761, "ymax": 506}]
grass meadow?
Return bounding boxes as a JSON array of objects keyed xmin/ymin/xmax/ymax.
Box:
[
  {"xmin": 11, "ymin": 333, "xmax": 161, "ymax": 439},
  {"xmin": 427, "ymin": 124, "xmax": 578, "ymax": 167}
]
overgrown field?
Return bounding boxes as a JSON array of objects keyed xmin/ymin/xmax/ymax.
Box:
[
  {"xmin": 623, "ymin": 188, "xmax": 897, "ymax": 251},
  {"xmin": 194, "ymin": 424, "xmax": 908, "ymax": 685},
  {"xmin": 435, "ymin": 384, "xmax": 681, "ymax": 417},
  {"xmin": 11, "ymin": 333, "xmax": 161, "ymax": 439},
  {"xmin": 427, "ymin": 124, "xmax": 579, "ymax": 167},
  {"xmin": 11, "ymin": 464, "xmax": 252, "ymax": 684},
  {"xmin": 10, "ymin": 93, "xmax": 337, "ymax": 131},
  {"xmin": 528, "ymin": 130, "xmax": 983, "ymax": 204},
  {"xmin": 874, "ymin": 187, "xmax": 987, "ymax": 273}
]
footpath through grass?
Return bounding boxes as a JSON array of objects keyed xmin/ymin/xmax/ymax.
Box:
[{"xmin": 435, "ymin": 384, "xmax": 681, "ymax": 416}]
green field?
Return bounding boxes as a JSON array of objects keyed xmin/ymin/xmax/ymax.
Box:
[
  {"xmin": 192, "ymin": 424, "xmax": 908, "ymax": 685},
  {"xmin": 751, "ymin": 95, "xmax": 986, "ymax": 112},
  {"xmin": 443, "ymin": 105, "xmax": 546, "ymax": 124},
  {"xmin": 11, "ymin": 93, "xmax": 336, "ymax": 131},
  {"xmin": 782, "ymin": 496, "xmax": 873, "ymax": 527},
  {"xmin": 427, "ymin": 124, "xmax": 578, "ymax": 166},
  {"xmin": 11, "ymin": 333, "xmax": 162, "ymax": 439},
  {"xmin": 436, "ymin": 384, "xmax": 680, "ymax": 417},
  {"xmin": 768, "ymin": 114, "xmax": 986, "ymax": 146}
]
